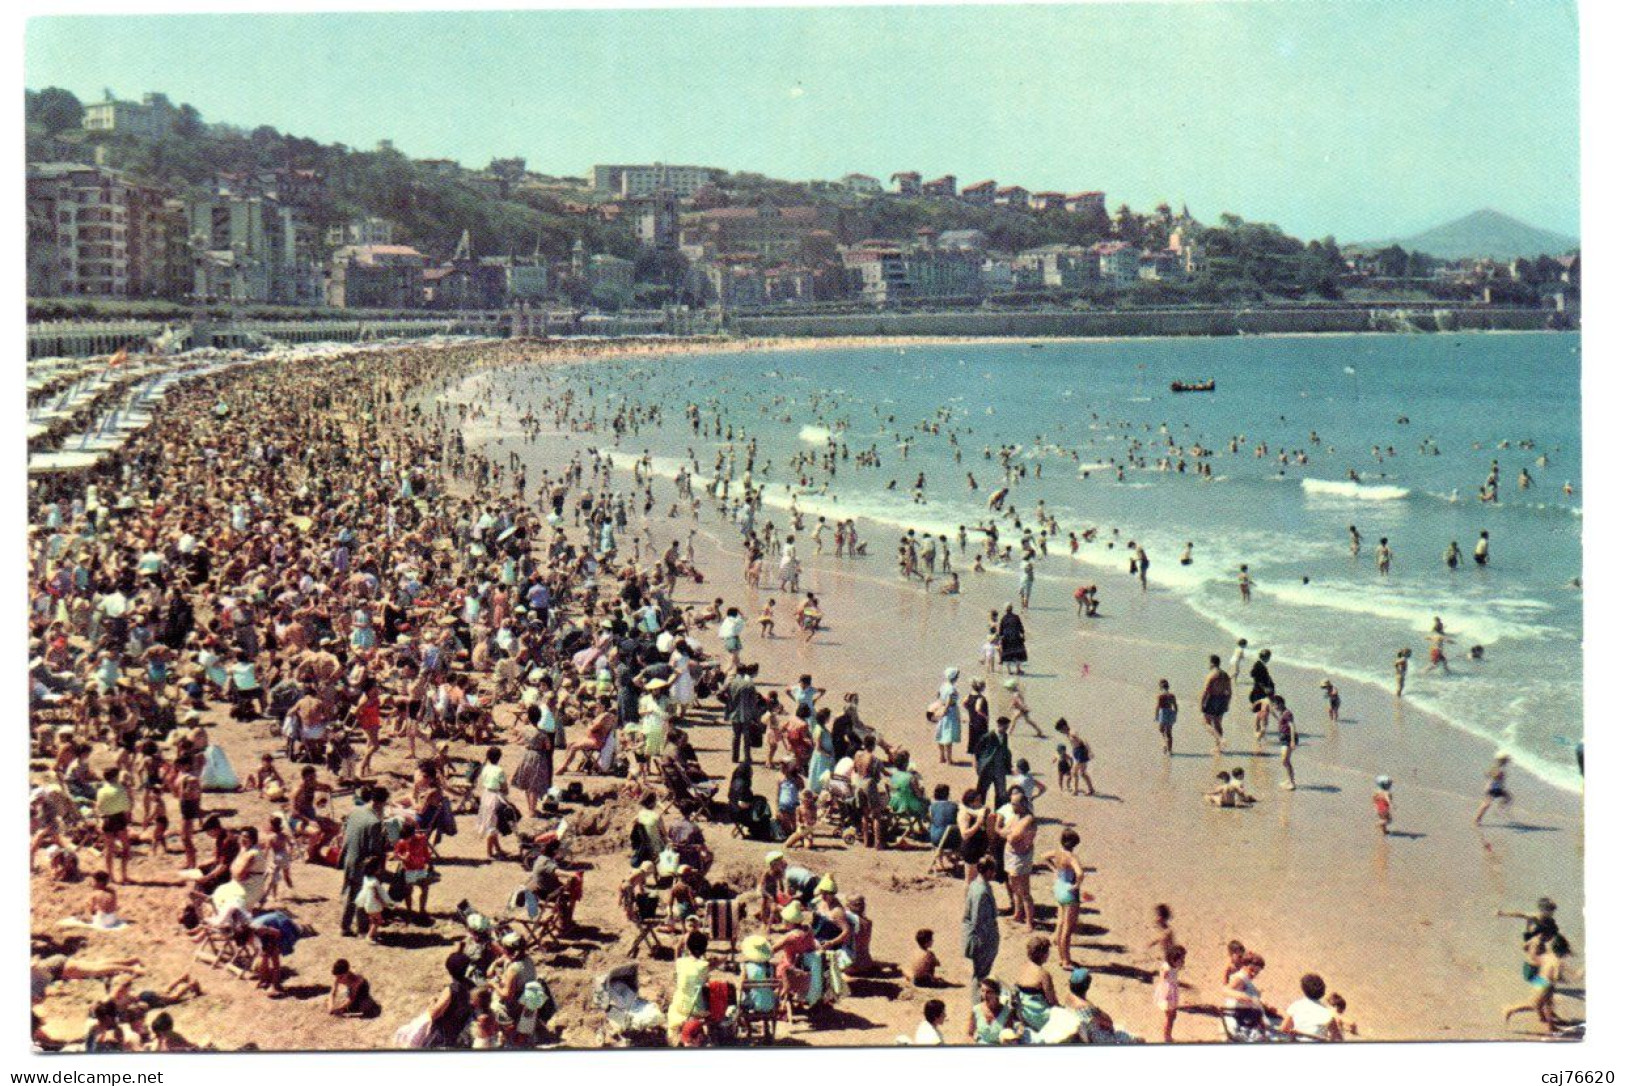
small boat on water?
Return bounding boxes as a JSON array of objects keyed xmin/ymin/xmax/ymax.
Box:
[{"xmin": 1170, "ymin": 379, "xmax": 1216, "ymax": 393}]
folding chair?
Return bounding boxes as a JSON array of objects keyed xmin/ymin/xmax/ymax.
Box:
[
  {"xmin": 618, "ymin": 883, "xmax": 668, "ymax": 959},
  {"xmin": 704, "ymin": 898, "xmax": 739, "ymax": 971},
  {"xmin": 737, "ymin": 980, "xmax": 780, "ymax": 1045}
]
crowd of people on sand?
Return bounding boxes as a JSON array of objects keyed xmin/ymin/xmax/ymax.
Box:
[{"xmin": 26, "ymin": 336, "xmax": 1579, "ymax": 1051}]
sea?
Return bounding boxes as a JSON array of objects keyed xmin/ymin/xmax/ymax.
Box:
[{"xmin": 461, "ymin": 331, "xmax": 1583, "ymax": 792}]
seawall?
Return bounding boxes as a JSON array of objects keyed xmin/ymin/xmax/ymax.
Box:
[{"xmin": 728, "ymin": 305, "xmax": 1560, "ymax": 338}]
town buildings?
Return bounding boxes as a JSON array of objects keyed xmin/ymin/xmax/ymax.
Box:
[
  {"xmin": 82, "ymin": 92, "xmax": 179, "ymax": 140},
  {"xmin": 324, "ymin": 244, "xmax": 429, "ymax": 309},
  {"xmin": 25, "ymin": 162, "xmax": 176, "ymax": 299},
  {"xmin": 591, "ymin": 163, "xmax": 725, "ymax": 199}
]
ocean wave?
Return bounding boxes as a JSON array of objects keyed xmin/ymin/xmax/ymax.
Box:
[
  {"xmin": 1247, "ymin": 577, "xmax": 1558, "ymax": 646},
  {"xmin": 798, "ymin": 425, "xmax": 833, "ymax": 443},
  {"xmin": 1301, "ymin": 478, "xmax": 1411, "ymax": 501}
]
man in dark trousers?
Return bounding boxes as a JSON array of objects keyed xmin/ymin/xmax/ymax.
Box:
[
  {"xmin": 973, "ymin": 716, "xmax": 1014, "ymax": 807},
  {"xmin": 725, "ymin": 663, "xmax": 764, "ymax": 764},
  {"xmin": 339, "ymin": 786, "xmax": 387, "ymax": 937},
  {"xmin": 962, "ymin": 856, "xmax": 1001, "ymax": 985}
]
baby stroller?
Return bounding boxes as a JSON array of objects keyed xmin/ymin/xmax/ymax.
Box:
[
  {"xmin": 817, "ymin": 770, "xmax": 863, "ymax": 846},
  {"xmin": 592, "ymin": 963, "xmax": 667, "ymax": 1047}
]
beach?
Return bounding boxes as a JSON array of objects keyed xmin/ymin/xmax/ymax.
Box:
[
  {"xmin": 26, "ymin": 333, "xmax": 1583, "ymax": 1052},
  {"xmin": 475, "ymin": 352, "xmax": 1585, "ymax": 1042}
]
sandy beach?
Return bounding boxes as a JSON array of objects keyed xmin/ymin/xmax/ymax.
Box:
[
  {"xmin": 498, "ymin": 395, "xmax": 1586, "ymax": 1043},
  {"xmin": 27, "ymin": 336, "xmax": 1583, "ymax": 1052}
]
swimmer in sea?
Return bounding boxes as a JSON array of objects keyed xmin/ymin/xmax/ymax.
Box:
[
  {"xmin": 1349, "ymin": 525, "xmax": 1362, "ymax": 557},
  {"xmin": 1394, "ymin": 648, "xmax": 1411, "ymax": 697}
]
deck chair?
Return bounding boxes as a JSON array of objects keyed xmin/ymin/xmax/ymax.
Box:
[
  {"xmin": 443, "ymin": 758, "xmax": 481, "ymax": 814},
  {"xmin": 703, "ymin": 898, "xmax": 739, "ymax": 970},
  {"xmin": 618, "ymin": 883, "xmax": 668, "ymax": 959},
  {"xmin": 737, "ymin": 980, "xmax": 780, "ymax": 1045},
  {"xmin": 658, "ymin": 763, "xmax": 718, "ymax": 823}
]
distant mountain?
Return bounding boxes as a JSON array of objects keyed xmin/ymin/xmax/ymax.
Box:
[{"xmin": 1362, "ymin": 209, "xmax": 1578, "ymax": 261}]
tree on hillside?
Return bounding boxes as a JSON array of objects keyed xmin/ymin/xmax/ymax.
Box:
[
  {"xmin": 28, "ymin": 87, "xmax": 84, "ymax": 134},
  {"xmin": 175, "ymin": 103, "xmax": 204, "ymax": 138},
  {"xmin": 1113, "ymin": 203, "xmax": 1146, "ymax": 247}
]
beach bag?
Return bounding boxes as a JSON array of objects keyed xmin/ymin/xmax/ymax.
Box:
[
  {"xmin": 926, "ymin": 701, "xmax": 946, "ymax": 722},
  {"xmin": 199, "ymin": 745, "xmax": 240, "ymax": 792},
  {"xmin": 436, "ymin": 800, "xmax": 459, "ymax": 838},
  {"xmin": 393, "ymin": 1011, "xmax": 434, "ymax": 1049},
  {"xmin": 495, "ymin": 798, "xmax": 521, "ymax": 837}
]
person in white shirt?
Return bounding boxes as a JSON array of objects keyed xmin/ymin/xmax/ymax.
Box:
[
  {"xmin": 1230, "ymin": 638, "xmax": 1250, "ymax": 680},
  {"xmin": 909, "ymin": 999, "xmax": 947, "ymax": 1045},
  {"xmin": 1282, "ymin": 973, "xmax": 1342, "ymax": 1041}
]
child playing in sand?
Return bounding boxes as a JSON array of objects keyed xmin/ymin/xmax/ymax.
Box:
[
  {"xmin": 758, "ymin": 599, "xmax": 776, "ymax": 639},
  {"xmin": 1147, "ymin": 903, "xmax": 1177, "ymax": 960},
  {"xmin": 1328, "ymin": 992, "xmax": 1358, "ymax": 1037},
  {"xmin": 1320, "ymin": 679, "xmax": 1341, "ymax": 724},
  {"xmin": 1054, "ymin": 720, "xmax": 1094, "ymax": 796},
  {"xmin": 783, "ymin": 789, "xmax": 820, "ymax": 850},
  {"xmin": 1012, "ymin": 758, "xmax": 1047, "ymax": 814},
  {"xmin": 1004, "ymin": 679, "xmax": 1042, "ymax": 738},
  {"xmin": 1221, "ymin": 940, "xmax": 1248, "ymax": 987},
  {"xmin": 264, "ymin": 816, "xmax": 294, "ymax": 904},
  {"xmin": 1206, "ymin": 771, "xmax": 1236, "ymax": 807},
  {"xmin": 1230, "ymin": 768, "xmax": 1257, "ymax": 805},
  {"xmin": 1154, "ymin": 680, "xmax": 1178, "ymax": 755},
  {"xmin": 1474, "ymin": 752, "xmax": 1513, "ymax": 826},
  {"xmin": 1373, "ymin": 776, "xmax": 1394, "ymax": 835},
  {"xmin": 245, "ymin": 753, "xmax": 285, "ymax": 800},
  {"xmin": 909, "ymin": 929, "xmax": 941, "ymax": 987},
  {"xmin": 1154, "ymin": 944, "xmax": 1186, "ymax": 1042}
]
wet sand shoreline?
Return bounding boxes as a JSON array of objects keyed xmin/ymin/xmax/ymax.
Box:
[{"xmin": 459, "ymin": 340, "xmax": 1584, "ymax": 1042}]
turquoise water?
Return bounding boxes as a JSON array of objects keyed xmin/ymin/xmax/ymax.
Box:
[{"xmin": 486, "ymin": 332, "xmax": 1584, "ymax": 790}]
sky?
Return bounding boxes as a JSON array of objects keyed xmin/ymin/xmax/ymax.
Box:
[{"xmin": 24, "ymin": 1, "xmax": 1580, "ymax": 243}]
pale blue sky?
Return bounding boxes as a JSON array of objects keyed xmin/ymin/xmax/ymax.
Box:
[{"xmin": 25, "ymin": 2, "xmax": 1579, "ymax": 242}]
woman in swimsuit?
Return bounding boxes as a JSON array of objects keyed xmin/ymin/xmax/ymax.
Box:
[
  {"xmin": 1041, "ymin": 827, "xmax": 1090, "ymax": 969},
  {"xmin": 1011, "ymin": 936, "xmax": 1059, "ymax": 1031},
  {"xmin": 967, "ymin": 977, "xmax": 1013, "ymax": 1044},
  {"xmin": 956, "ymin": 789, "xmax": 990, "ymax": 883}
]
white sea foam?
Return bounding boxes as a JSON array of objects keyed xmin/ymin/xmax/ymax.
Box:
[
  {"xmin": 798, "ymin": 425, "xmax": 833, "ymax": 443},
  {"xmin": 1248, "ymin": 578, "xmax": 1558, "ymax": 646},
  {"xmin": 1301, "ymin": 478, "xmax": 1411, "ymax": 501}
]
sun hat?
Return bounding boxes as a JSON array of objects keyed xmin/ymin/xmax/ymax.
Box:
[
  {"xmin": 466, "ymin": 912, "xmax": 491, "ymax": 934},
  {"xmin": 1002, "ymin": 678, "xmax": 1018, "ymax": 691},
  {"xmin": 764, "ymin": 850, "xmax": 785, "ymax": 866},
  {"xmin": 519, "ymin": 979, "xmax": 550, "ymax": 1010},
  {"xmin": 945, "ymin": 666, "xmax": 959, "ymax": 681},
  {"xmin": 816, "ymin": 875, "xmax": 838, "ymax": 894},
  {"xmin": 781, "ymin": 901, "xmax": 808, "ymax": 925},
  {"xmin": 500, "ymin": 930, "xmax": 524, "ymax": 949},
  {"xmin": 1376, "ymin": 776, "xmax": 1393, "ymax": 789},
  {"xmin": 741, "ymin": 934, "xmax": 772, "ymax": 964}
]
